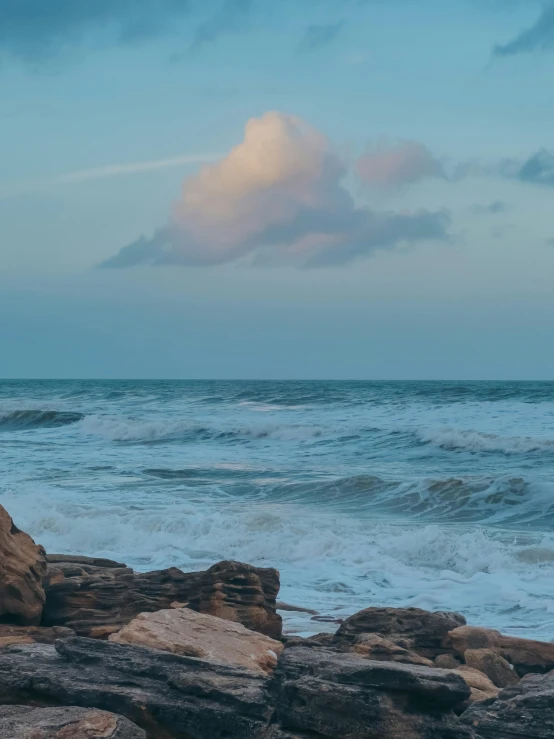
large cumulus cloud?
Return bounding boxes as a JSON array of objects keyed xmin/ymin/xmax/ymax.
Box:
[
  {"xmin": 356, "ymin": 140, "xmax": 445, "ymax": 189},
  {"xmin": 101, "ymin": 112, "xmax": 450, "ymax": 269}
]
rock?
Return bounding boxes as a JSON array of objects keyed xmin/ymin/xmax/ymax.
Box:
[
  {"xmin": 450, "ymin": 666, "xmax": 499, "ymax": 706},
  {"xmin": 346, "ymin": 633, "xmax": 435, "ymax": 667},
  {"xmin": 0, "ymin": 637, "xmax": 272, "ymax": 738},
  {"xmin": 276, "ymin": 602, "xmax": 319, "ymax": 615},
  {"xmin": 0, "ymin": 637, "xmax": 478, "ymax": 739},
  {"xmin": 0, "ymin": 706, "xmax": 146, "ymax": 738},
  {"xmin": 449, "ymin": 625, "xmax": 554, "ymax": 676},
  {"xmin": 0, "ymin": 504, "xmax": 47, "ymax": 625},
  {"xmin": 43, "ymin": 555, "xmax": 282, "ymax": 640},
  {"xmin": 189, "ymin": 560, "xmax": 282, "ymax": 639},
  {"xmin": 110, "ymin": 607, "xmax": 283, "ymax": 674},
  {"xmin": 464, "ymin": 648, "xmax": 519, "ymax": 688},
  {"xmin": 0, "ymin": 624, "xmax": 74, "ymax": 647},
  {"xmin": 435, "ymin": 654, "xmax": 462, "ymax": 669},
  {"xmin": 335, "ymin": 607, "xmax": 466, "ymax": 659},
  {"xmin": 272, "ymin": 647, "xmax": 477, "ymax": 738},
  {"xmin": 461, "ymin": 670, "xmax": 554, "ymax": 737}
]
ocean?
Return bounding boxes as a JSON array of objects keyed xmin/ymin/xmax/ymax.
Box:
[{"xmin": 2, "ymin": 379, "xmax": 554, "ymax": 638}]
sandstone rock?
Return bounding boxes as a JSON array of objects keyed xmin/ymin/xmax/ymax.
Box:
[
  {"xmin": 273, "ymin": 647, "xmax": 477, "ymax": 738},
  {"xmin": 189, "ymin": 560, "xmax": 282, "ymax": 639},
  {"xmin": 449, "ymin": 624, "xmax": 554, "ymax": 675},
  {"xmin": 0, "ymin": 706, "xmax": 145, "ymax": 738},
  {"xmin": 347, "ymin": 633, "xmax": 435, "ymax": 667},
  {"xmin": 450, "ymin": 665, "xmax": 499, "ymax": 706},
  {"xmin": 461, "ymin": 670, "xmax": 554, "ymax": 737},
  {"xmin": 0, "ymin": 624, "xmax": 74, "ymax": 647},
  {"xmin": 43, "ymin": 555, "xmax": 282, "ymax": 639},
  {"xmin": 0, "ymin": 637, "xmax": 477, "ymax": 739},
  {"xmin": 435, "ymin": 654, "xmax": 462, "ymax": 669},
  {"xmin": 335, "ymin": 607, "xmax": 466, "ymax": 659},
  {"xmin": 110, "ymin": 607, "xmax": 283, "ymax": 674},
  {"xmin": 464, "ymin": 647, "xmax": 519, "ymax": 688},
  {"xmin": 0, "ymin": 504, "xmax": 47, "ymax": 625}
]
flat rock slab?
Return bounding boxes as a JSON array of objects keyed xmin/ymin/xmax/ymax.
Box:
[
  {"xmin": 109, "ymin": 607, "xmax": 283, "ymax": 674},
  {"xmin": 0, "ymin": 624, "xmax": 75, "ymax": 648},
  {"xmin": 0, "ymin": 706, "xmax": 146, "ymax": 738}
]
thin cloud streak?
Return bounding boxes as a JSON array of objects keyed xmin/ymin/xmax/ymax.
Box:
[{"xmin": 0, "ymin": 152, "xmax": 220, "ymax": 200}]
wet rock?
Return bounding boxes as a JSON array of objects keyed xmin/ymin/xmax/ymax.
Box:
[
  {"xmin": 335, "ymin": 607, "xmax": 466, "ymax": 659},
  {"xmin": 277, "ymin": 602, "xmax": 319, "ymax": 615},
  {"xmin": 0, "ymin": 706, "xmax": 146, "ymax": 738},
  {"xmin": 0, "ymin": 504, "xmax": 47, "ymax": 625},
  {"xmin": 449, "ymin": 625, "xmax": 554, "ymax": 676},
  {"xmin": 189, "ymin": 560, "xmax": 282, "ymax": 639},
  {"xmin": 0, "ymin": 624, "xmax": 74, "ymax": 647},
  {"xmin": 461, "ymin": 670, "xmax": 554, "ymax": 737},
  {"xmin": 272, "ymin": 647, "xmax": 477, "ymax": 738},
  {"xmin": 464, "ymin": 648, "xmax": 519, "ymax": 688},
  {"xmin": 110, "ymin": 607, "xmax": 283, "ymax": 674},
  {"xmin": 42, "ymin": 555, "xmax": 281, "ymax": 639}
]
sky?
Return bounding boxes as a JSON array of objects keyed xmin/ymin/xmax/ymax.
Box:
[{"xmin": 1, "ymin": 0, "xmax": 554, "ymax": 379}]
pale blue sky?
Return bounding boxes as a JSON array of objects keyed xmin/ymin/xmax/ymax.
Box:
[{"xmin": 1, "ymin": 0, "xmax": 554, "ymax": 379}]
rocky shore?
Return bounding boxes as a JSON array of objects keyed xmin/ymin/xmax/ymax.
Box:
[{"xmin": 2, "ymin": 502, "xmax": 554, "ymax": 738}]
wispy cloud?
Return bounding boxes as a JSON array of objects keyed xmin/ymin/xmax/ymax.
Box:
[
  {"xmin": 296, "ymin": 21, "xmax": 345, "ymax": 54},
  {"xmin": 101, "ymin": 111, "xmax": 450, "ymax": 269},
  {"xmin": 470, "ymin": 201, "xmax": 512, "ymax": 215},
  {"xmin": 191, "ymin": 0, "xmax": 251, "ymax": 50},
  {"xmin": 494, "ymin": 2, "xmax": 554, "ymax": 56},
  {"xmin": 0, "ymin": 153, "xmax": 219, "ymax": 200}
]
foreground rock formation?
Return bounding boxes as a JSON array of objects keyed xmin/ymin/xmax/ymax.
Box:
[
  {"xmin": 110, "ymin": 607, "xmax": 284, "ymax": 674},
  {"xmin": 3, "ymin": 502, "xmax": 554, "ymax": 738},
  {"xmin": 0, "ymin": 504, "xmax": 47, "ymax": 625},
  {"xmin": 0, "ymin": 706, "xmax": 146, "ymax": 739}
]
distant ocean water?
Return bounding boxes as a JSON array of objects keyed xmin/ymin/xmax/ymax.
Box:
[{"xmin": 2, "ymin": 379, "xmax": 554, "ymax": 638}]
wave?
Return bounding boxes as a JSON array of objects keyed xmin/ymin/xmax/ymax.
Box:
[
  {"xmin": 417, "ymin": 427, "xmax": 554, "ymax": 455},
  {"xmin": 0, "ymin": 409, "xmax": 84, "ymax": 430}
]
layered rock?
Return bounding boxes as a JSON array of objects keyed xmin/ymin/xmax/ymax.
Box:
[
  {"xmin": 334, "ymin": 606, "xmax": 467, "ymax": 659},
  {"xmin": 0, "ymin": 504, "xmax": 47, "ymax": 625},
  {"xmin": 0, "ymin": 624, "xmax": 74, "ymax": 647},
  {"xmin": 110, "ymin": 607, "xmax": 283, "ymax": 674},
  {"xmin": 343, "ymin": 633, "xmax": 434, "ymax": 667},
  {"xmin": 449, "ymin": 624, "xmax": 554, "ymax": 676},
  {"xmin": 42, "ymin": 555, "xmax": 281, "ymax": 639},
  {"xmin": 188, "ymin": 560, "xmax": 282, "ymax": 639},
  {"xmin": 461, "ymin": 671, "xmax": 554, "ymax": 737},
  {"xmin": 0, "ymin": 706, "xmax": 146, "ymax": 739},
  {"xmin": 0, "ymin": 637, "xmax": 477, "ymax": 739}
]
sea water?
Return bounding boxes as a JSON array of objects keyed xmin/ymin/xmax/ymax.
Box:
[{"xmin": 2, "ymin": 379, "xmax": 554, "ymax": 637}]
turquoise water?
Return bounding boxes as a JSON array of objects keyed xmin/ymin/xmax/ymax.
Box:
[{"xmin": 2, "ymin": 379, "xmax": 554, "ymax": 636}]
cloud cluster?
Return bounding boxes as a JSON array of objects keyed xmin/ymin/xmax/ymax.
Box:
[
  {"xmin": 356, "ymin": 141, "xmax": 445, "ymax": 189},
  {"xmin": 296, "ymin": 21, "xmax": 345, "ymax": 54},
  {"xmin": 101, "ymin": 112, "xmax": 450, "ymax": 269}
]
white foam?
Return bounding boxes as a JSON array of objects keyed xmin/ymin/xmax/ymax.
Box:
[{"xmin": 417, "ymin": 427, "xmax": 554, "ymax": 454}]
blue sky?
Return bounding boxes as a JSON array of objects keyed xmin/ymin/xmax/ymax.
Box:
[{"xmin": 1, "ymin": 0, "xmax": 554, "ymax": 379}]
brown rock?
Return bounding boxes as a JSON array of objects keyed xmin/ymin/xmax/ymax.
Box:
[
  {"xmin": 334, "ymin": 606, "xmax": 466, "ymax": 659},
  {"xmin": 42, "ymin": 555, "xmax": 282, "ymax": 639},
  {"xmin": 435, "ymin": 654, "xmax": 461, "ymax": 669},
  {"xmin": 449, "ymin": 624, "xmax": 554, "ymax": 676},
  {"xmin": 0, "ymin": 624, "xmax": 74, "ymax": 647},
  {"xmin": 0, "ymin": 706, "xmax": 145, "ymax": 738},
  {"xmin": 188, "ymin": 560, "xmax": 282, "ymax": 639},
  {"xmin": 450, "ymin": 665, "xmax": 499, "ymax": 706},
  {"xmin": 464, "ymin": 647, "xmax": 519, "ymax": 688},
  {"xmin": 109, "ymin": 607, "xmax": 284, "ymax": 674},
  {"xmin": 0, "ymin": 505, "xmax": 47, "ymax": 625},
  {"xmin": 347, "ymin": 633, "xmax": 435, "ymax": 667}
]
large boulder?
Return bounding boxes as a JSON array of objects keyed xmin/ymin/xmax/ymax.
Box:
[
  {"xmin": 461, "ymin": 670, "xmax": 554, "ymax": 737},
  {"xmin": 110, "ymin": 607, "xmax": 283, "ymax": 674},
  {"xmin": 464, "ymin": 648, "xmax": 519, "ymax": 688},
  {"xmin": 334, "ymin": 607, "xmax": 466, "ymax": 659},
  {"xmin": 272, "ymin": 647, "xmax": 477, "ymax": 738},
  {"xmin": 42, "ymin": 555, "xmax": 282, "ymax": 639},
  {"xmin": 448, "ymin": 625, "xmax": 554, "ymax": 676},
  {"xmin": 0, "ymin": 706, "xmax": 145, "ymax": 738},
  {"xmin": 448, "ymin": 665, "xmax": 499, "ymax": 706},
  {"xmin": 0, "ymin": 637, "xmax": 477, "ymax": 739},
  {"xmin": 344, "ymin": 633, "xmax": 434, "ymax": 667},
  {"xmin": 0, "ymin": 504, "xmax": 47, "ymax": 625},
  {"xmin": 188, "ymin": 560, "xmax": 282, "ymax": 639}
]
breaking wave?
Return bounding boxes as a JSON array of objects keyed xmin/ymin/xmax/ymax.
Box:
[
  {"xmin": 0, "ymin": 409, "xmax": 84, "ymax": 430},
  {"xmin": 417, "ymin": 427, "xmax": 554, "ymax": 455}
]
